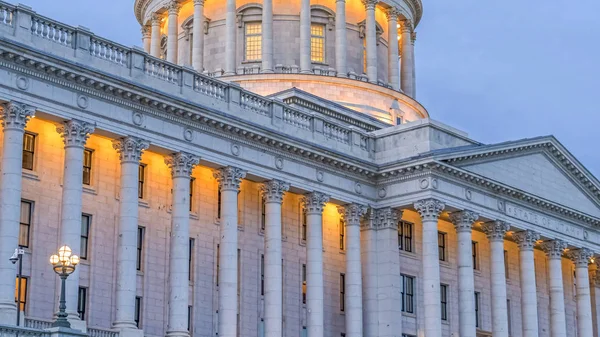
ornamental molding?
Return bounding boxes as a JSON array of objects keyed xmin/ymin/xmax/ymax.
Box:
[
  {"xmin": 481, "ymin": 220, "xmax": 510, "ymax": 242},
  {"xmin": 112, "ymin": 136, "xmax": 150, "ymax": 163},
  {"xmin": 385, "ymin": 7, "xmax": 403, "ymax": 21},
  {"xmin": 214, "ymin": 166, "xmax": 247, "ymax": 192},
  {"xmin": 260, "ymin": 179, "xmax": 290, "ymax": 204},
  {"xmin": 567, "ymin": 248, "xmax": 594, "ymax": 267},
  {"xmin": 0, "ymin": 101, "xmax": 35, "ymax": 131},
  {"xmin": 338, "ymin": 203, "xmax": 367, "ymax": 225},
  {"xmin": 166, "ymin": 1, "xmax": 180, "ymax": 15},
  {"xmin": 540, "ymin": 240, "xmax": 568, "ymax": 259},
  {"xmin": 414, "ymin": 198, "xmax": 444, "ymax": 221},
  {"xmin": 449, "ymin": 210, "xmax": 479, "ymax": 232},
  {"xmin": 371, "ymin": 207, "xmax": 401, "ymax": 230},
  {"xmin": 301, "ymin": 192, "xmax": 330, "ymax": 214},
  {"xmin": 513, "ymin": 230, "xmax": 540, "ymax": 251},
  {"xmin": 361, "ymin": 0, "xmax": 378, "ymax": 10},
  {"xmin": 56, "ymin": 119, "xmax": 96, "ymax": 148},
  {"xmin": 165, "ymin": 152, "xmax": 200, "ymax": 178}
]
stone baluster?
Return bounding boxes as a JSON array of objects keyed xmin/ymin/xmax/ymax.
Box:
[
  {"xmin": 568, "ymin": 248, "xmax": 595, "ymax": 337},
  {"xmin": 112, "ymin": 137, "xmax": 150, "ymax": 337},
  {"xmin": 225, "ymin": 0, "xmax": 237, "ymax": 75},
  {"xmin": 0, "ymin": 102, "xmax": 35, "ymax": 325},
  {"xmin": 482, "ymin": 221, "xmax": 510, "ymax": 337},
  {"xmin": 142, "ymin": 26, "xmax": 151, "ymax": 54},
  {"xmin": 166, "ymin": 1, "xmax": 180, "ymax": 64},
  {"xmin": 262, "ymin": 0, "xmax": 274, "ymax": 73},
  {"xmin": 450, "ymin": 211, "xmax": 479, "ymax": 337},
  {"xmin": 386, "ymin": 8, "xmax": 400, "ymax": 90},
  {"xmin": 414, "ymin": 198, "xmax": 445, "ymax": 337},
  {"xmin": 192, "ymin": 0, "xmax": 205, "ymax": 72},
  {"xmin": 540, "ymin": 240, "xmax": 568, "ymax": 337},
  {"xmin": 335, "ymin": 0, "xmax": 347, "ymax": 77},
  {"xmin": 400, "ymin": 20, "xmax": 414, "ymax": 97},
  {"xmin": 214, "ymin": 167, "xmax": 247, "ymax": 337},
  {"xmin": 150, "ymin": 13, "xmax": 161, "ymax": 58},
  {"xmin": 513, "ymin": 230, "xmax": 541, "ymax": 337},
  {"xmin": 299, "ymin": 0, "xmax": 311, "ymax": 73},
  {"xmin": 363, "ymin": 0, "xmax": 378, "ymax": 83}
]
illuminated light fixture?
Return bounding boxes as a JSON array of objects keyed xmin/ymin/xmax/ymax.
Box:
[{"xmin": 49, "ymin": 245, "xmax": 80, "ymax": 328}]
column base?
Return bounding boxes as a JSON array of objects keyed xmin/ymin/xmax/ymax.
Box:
[
  {"xmin": 113, "ymin": 320, "xmax": 139, "ymax": 331},
  {"xmin": 261, "ymin": 69, "xmax": 274, "ymax": 74},
  {"xmin": 166, "ymin": 329, "xmax": 189, "ymax": 337},
  {"xmin": 0, "ymin": 302, "xmax": 17, "ymax": 326},
  {"xmin": 117, "ymin": 327, "xmax": 144, "ymax": 337},
  {"xmin": 224, "ymin": 71, "xmax": 236, "ymax": 76},
  {"xmin": 337, "ymin": 73, "xmax": 348, "ymax": 78},
  {"xmin": 300, "ymin": 70, "xmax": 312, "ymax": 74}
]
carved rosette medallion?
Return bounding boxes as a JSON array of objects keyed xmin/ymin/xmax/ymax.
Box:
[
  {"xmin": 57, "ymin": 119, "xmax": 96, "ymax": 148},
  {"xmin": 214, "ymin": 166, "xmax": 247, "ymax": 192},
  {"xmin": 481, "ymin": 220, "xmax": 510, "ymax": 242},
  {"xmin": 513, "ymin": 230, "xmax": 541, "ymax": 251},
  {"xmin": 567, "ymin": 248, "xmax": 594, "ymax": 268},
  {"xmin": 337, "ymin": 204, "xmax": 367, "ymax": 226},
  {"xmin": 540, "ymin": 240, "xmax": 568, "ymax": 260},
  {"xmin": 450, "ymin": 210, "xmax": 479, "ymax": 233},
  {"xmin": 260, "ymin": 180, "xmax": 290, "ymax": 204},
  {"xmin": 112, "ymin": 136, "xmax": 150, "ymax": 163},
  {"xmin": 414, "ymin": 198, "xmax": 445, "ymax": 221},
  {"xmin": 0, "ymin": 101, "xmax": 35, "ymax": 131},
  {"xmin": 301, "ymin": 192, "xmax": 330, "ymax": 214}
]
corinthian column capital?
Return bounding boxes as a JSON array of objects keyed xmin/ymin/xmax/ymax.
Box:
[
  {"xmin": 167, "ymin": 1, "xmax": 180, "ymax": 15},
  {"xmin": 385, "ymin": 7, "xmax": 402, "ymax": 21},
  {"xmin": 193, "ymin": 0, "xmax": 205, "ymax": 5},
  {"xmin": 165, "ymin": 152, "xmax": 200, "ymax": 178},
  {"xmin": 414, "ymin": 198, "xmax": 444, "ymax": 221},
  {"xmin": 214, "ymin": 166, "xmax": 247, "ymax": 192},
  {"xmin": 449, "ymin": 210, "xmax": 479, "ymax": 232},
  {"xmin": 372, "ymin": 207, "xmax": 401, "ymax": 230},
  {"xmin": 56, "ymin": 119, "xmax": 96, "ymax": 148},
  {"xmin": 112, "ymin": 136, "xmax": 150, "ymax": 163},
  {"xmin": 301, "ymin": 191, "xmax": 330, "ymax": 214},
  {"xmin": 150, "ymin": 13, "xmax": 161, "ymax": 25},
  {"xmin": 141, "ymin": 25, "xmax": 151, "ymax": 37},
  {"xmin": 400, "ymin": 19, "xmax": 413, "ymax": 33},
  {"xmin": 481, "ymin": 220, "xmax": 510, "ymax": 242},
  {"xmin": 513, "ymin": 230, "xmax": 540, "ymax": 251},
  {"xmin": 0, "ymin": 101, "xmax": 35, "ymax": 131},
  {"xmin": 338, "ymin": 203, "xmax": 367, "ymax": 226},
  {"xmin": 361, "ymin": 0, "xmax": 378, "ymax": 10},
  {"xmin": 260, "ymin": 179, "xmax": 290, "ymax": 204},
  {"xmin": 540, "ymin": 239, "xmax": 568, "ymax": 259},
  {"xmin": 567, "ymin": 248, "xmax": 594, "ymax": 268}
]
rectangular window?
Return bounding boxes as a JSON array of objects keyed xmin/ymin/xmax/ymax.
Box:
[
  {"xmin": 190, "ymin": 178, "xmax": 195, "ymax": 211},
  {"xmin": 245, "ymin": 22, "xmax": 262, "ymax": 61},
  {"xmin": 474, "ymin": 292, "xmax": 480, "ymax": 328},
  {"xmin": 14, "ymin": 277, "xmax": 27, "ymax": 313},
  {"xmin": 340, "ymin": 274, "xmax": 345, "ymax": 312},
  {"xmin": 302, "ymin": 263, "xmax": 307, "ymax": 304},
  {"xmin": 260, "ymin": 198, "xmax": 266, "ymax": 233},
  {"xmin": 138, "ymin": 164, "xmax": 146, "ymax": 199},
  {"xmin": 135, "ymin": 297, "xmax": 142, "ymax": 328},
  {"xmin": 80, "ymin": 214, "xmax": 91, "ymax": 260},
  {"xmin": 440, "ymin": 284, "xmax": 448, "ymax": 321},
  {"xmin": 438, "ymin": 232, "xmax": 447, "ymax": 262},
  {"xmin": 260, "ymin": 254, "xmax": 265, "ymax": 296},
  {"xmin": 216, "ymin": 244, "xmax": 220, "ymax": 287},
  {"xmin": 398, "ymin": 221, "xmax": 413, "ymax": 253},
  {"xmin": 507, "ymin": 299, "xmax": 512, "ymax": 336},
  {"xmin": 188, "ymin": 305, "xmax": 193, "ymax": 332},
  {"xmin": 77, "ymin": 287, "xmax": 87, "ymax": 320},
  {"xmin": 396, "ymin": 116, "xmax": 403, "ymax": 125},
  {"xmin": 301, "ymin": 212, "xmax": 307, "ymax": 242},
  {"xmin": 217, "ymin": 189, "xmax": 222, "ymax": 219},
  {"xmin": 136, "ymin": 227, "xmax": 144, "ymax": 271},
  {"xmin": 401, "ymin": 274, "xmax": 415, "ymax": 313},
  {"xmin": 504, "ymin": 250, "xmax": 509, "ymax": 279},
  {"xmin": 19, "ymin": 201, "xmax": 32, "ymax": 248},
  {"xmin": 189, "ymin": 238, "xmax": 195, "ymax": 281},
  {"xmin": 22, "ymin": 133, "xmax": 35, "ymax": 170},
  {"xmin": 83, "ymin": 149, "xmax": 92, "ymax": 185},
  {"xmin": 472, "ymin": 241, "xmax": 479, "ymax": 270},
  {"xmin": 339, "ymin": 219, "xmax": 345, "ymax": 251},
  {"xmin": 310, "ymin": 24, "xmax": 325, "ymax": 63}
]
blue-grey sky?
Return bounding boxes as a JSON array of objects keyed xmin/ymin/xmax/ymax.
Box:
[{"xmin": 12, "ymin": 0, "xmax": 600, "ymax": 176}]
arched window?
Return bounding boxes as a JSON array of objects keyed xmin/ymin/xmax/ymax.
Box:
[
  {"xmin": 310, "ymin": 5, "xmax": 334, "ymax": 64},
  {"xmin": 237, "ymin": 3, "xmax": 263, "ymax": 62}
]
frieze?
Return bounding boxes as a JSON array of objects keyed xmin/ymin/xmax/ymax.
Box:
[{"xmin": 505, "ymin": 202, "xmax": 585, "ymax": 240}]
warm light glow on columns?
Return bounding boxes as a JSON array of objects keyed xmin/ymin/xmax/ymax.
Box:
[
  {"xmin": 385, "ymin": 8, "xmax": 401, "ymax": 90},
  {"xmin": 540, "ymin": 240, "xmax": 568, "ymax": 337},
  {"xmin": 568, "ymin": 248, "xmax": 595, "ymax": 337},
  {"xmin": 590, "ymin": 262, "xmax": 600, "ymax": 336},
  {"xmin": 414, "ymin": 199, "xmax": 445, "ymax": 337},
  {"xmin": 335, "ymin": 0, "xmax": 347, "ymax": 77},
  {"xmin": 482, "ymin": 221, "xmax": 510, "ymax": 337},
  {"xmin": 261, "ymin": 0, "xmax": 274, "ymax": 73},
  {"xmin": 302, "ymin": 192, "xmax": 329, "ymax": 337},
  {"xmin": 141, "ymin": 26, "xmax": 151, "ymax": 53},
  {"xmin": 260, "ymin": 180, "xmax": 289, "ymax": 337},
  {"xmin": 166, "ymin": 1, "xmax": 180, "ymax": 64},
  {"xmin": 338, "ymin": 204, "xmax": 366, "ymax": 337},
  {"xmin": 400, "ymin": 20, "xmax": 414, "ymax": 97},
  {"xmin": 513, "ymin": 230, "xmax": 541, "ymax": 337},
  {"xmin": 450, "ymin": 211, "xmax": 480, "ymax": 337},
  {"xmin": 165, "ymin": 153, "xmax": 200, "ymax": 337},
  {"xmin": 0, "ymin": 101, "xmax": 35, "ymax": 325},
  {"xmin": 299, "ymin": 0, "xmax": 312, "ymax": 74},
  {"xmin": 112, "ymin": 137, "xmax": 150, "ymax": 333},
  {"xmin": 192, "ymin": 0, "xmax": 205, "ymax": 72},
  {"xmin": 225, "ymin": 0, "xmax": 237, "ymax": 75},
  {"xmin": 56, "ymin": 119, "xmax": 96, "ymax": 330},
  {"xmin": 214, "ymin": 167, "xmax": 247, "ymax": 337},
  {"xmin": 363, "ymin": 0, "xmax": 378, "ymax": 83},
  {"xmin": 150, "ymin": 14, "xmax": 161, "ymax": 58}
]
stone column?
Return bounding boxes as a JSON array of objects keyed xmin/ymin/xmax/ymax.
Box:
[
  {"xmin": 414, "ymin": 199, "xmax": 445, "ymax": 337},
  {"xmin": 363, "ymin": 0, "xmax": 378, "ymax": 83},
  {"xmin": 261, "ymin": 0, "xmax": 274, "ymax": 73},
  {"xmin": 338, "ymin": 204, "xmax": 366, "ymax": 337},
  {"xmin": 450, "ymin": 211, "xmax": 479, "ymax": 337},
  {"xmin": 225, "ymin": 0, "xmax": 237, "ymax": 75},
  {"xmin": 482, "ymin": 221, "xmax": 510, "ymax": 337},
  {"xmin": 302, "ymin": 192, "xmax": 329, "ymax": 337},
  {"xmin": 591, "ymin": 262, "xmax": 600, "ymax": 337},
  {"xmin": 540, "ymin": 240, "xmax": 568, "ymax": 337},
  {"xmin": 150, "ymin": 13, "xmax": 161, "ymax": 58},
  {"xmin": 142, "ymin": 26, "xmax": 152, "ymax": 53},
  {"xmin": 361, "ymin": 210, "xmax": 377, "ymax": 337},
  {"xmin": 410, "ymin": 31, "xmax": 417, "ymax": 97},
  {"xmin": 299, "ymin": 0, "xmax": 311, "ymax": 73},
  {"xmin": 513, "ymin": 230, "xmax": 541, "ymax": 337},
  {"xmin": 166, "ymin": 1, "xmax": 180, "ymax": 64},
  {"xmin": 0, "ymin": 102, "xmax": 35, "ymax": 325},
  {"xmin": 192, "ymin": 0, "xmax": 205, "ymax": 72},
  {"xmin": 568, "ymin": 248, "xmax": 595, "ymax": 337},
  {"xmin": 385, "ymin": 8, "xmax": 400, "ymax": 90},
  {"xmin": 214, "ymin": 167, "xmax": 246, "ymax": 337},
  {"xmin": 57, "ymin": 120, "xmax": 96, "ymax": 331},
  {"xmin": 260, "ymin": 180, "xmax": 289, "ymax": 337},
  {"xmin": 335, "ymin": 0, "xmax": 347, "ymax": 77},
  {"xmin": 111, "ymin": 137, "xmax": 149, "ymax": 336},
  {"xmin": 165, "ymin": 153, "xmax": 200, "ymax": 337},
  {"xmin": 400, "ymin": 20, "xmax": 414, "ymax": 97}
]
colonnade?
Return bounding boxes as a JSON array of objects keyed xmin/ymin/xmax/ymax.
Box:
[{"xmin": 142, "ymin": 0, "xmax": 417, "ymax": 97}]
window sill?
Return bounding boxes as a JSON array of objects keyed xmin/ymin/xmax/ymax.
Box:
[
  {"xmin": 79, "ymin": 260, "xmax": 91, "ymax": 266},
  {"xmin": 82, "ymin": 185, "xmax": 97, "ymax": 195},
  {"xmin": 442, "ymin": 320, "xmax": 450, "ymax": 326},
  {"xmin": 214, "ymin": 218, "xmax": 220, "ymax": 226},
  {"xmin": 439, "ymin": 260, "xmax": 452, "ymax": 269},
  {"xmin": 474, "ymin": 269, "xmax": 482, "ymax": 277},
  {"xmin": 339, "ymin": 250, "xmax": 345, "ymax": 255},
  {"xmin": 138, "ymin": 199, "xmax": 150, "ymax": 208},
  {"xmin": 242, "ymin": 60, "xmax": 261, "ymax": 64},
  {"xmin": 402, "ymin": 312, "xmax": 416, "ymax": 319},
  {"xmin": 190, "ymin": 212, "xmax": 199, "ymax": 220},
  {"xmin": 311, "ymin": 62, "xmax": 329, "ymax": 67},
  {"xmin": 22, "ymin": 170, "xmax": 39, "ymax": 181},
  {"xmin": 136, "ymin": 270, "xmax": 144, "ymax": 276},
  {"xmin": 299, "ymin": 240, "xmax": 306, "ymax": 247},
  {"xmin": 400, "ymin": 251, "xmax": 419, "ymax": 261}
]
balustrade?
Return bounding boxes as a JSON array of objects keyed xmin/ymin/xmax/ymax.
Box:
[
  {"xmin": 0, "ymin": 4, "xmax": 12, "ymax": 26},
  {"xmin": 283, "ymin": 108, "xmax": 312, "ymax": 130},
  {"xmin": 144, "ymin": 57, "xmax": 180, "ymax": 83},
  {"xmin": 240, "ymin": 92, "xmax": 272, "ymax": 116},
  {"xmin": 323, "ymin": 122, "xmax": 350, "ymax": 144},
  {"xmin": 31, "ymin": 16, "xmax": 73, "ymax": 47},
  {"xmin": 90, "ymin": 37, "xmax": 129, "ymax": 66}
]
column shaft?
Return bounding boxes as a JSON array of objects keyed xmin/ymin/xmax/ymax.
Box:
[
  {"xmin": 569, "ymin": 249, "xmax": 594, "ymax": 337},
  {"xmin": 361, "ymin": 220, "xmax": 377, "ymax": 337},
  {"xmin": 299, "ymin": 0, "xmax": 311, "ymax": 73},
  {"xmin": 364, "ymin": 1, "xmax": 378, "ymax": 83},
  {"xmin": 0, "ymin": 102, "xmax": 34, "ymax": 325},
  {"xmin": 142, "ymin": 26, "xmax": 151, "ymax": 53},
  {"xmin": 400, "ymin": 21, "xmax": 414, "ymax": 97},
  {"xmin": 225, "ymin": 0, "xmax": 237, "ymax": 75},
  {"xmin": 410, "ymin": 33, "xmax": 416, "ymax": 97},
  {"xmin": 167, "ymin": 3, "xmax": 179, "ymax": 64},
  {"xmin": 482, "ymin": 221, "xmax": 510, "ymax": 337},
  {"xmin": 591, "ymin": 265, "xmax": 600, "ymax": 337},
  {"xmin": 386, "ymin": 10, "xmax": 400, "ymax": 90},
  {"xmin": 150, "ymin": 15, "xmax": 161, "ymax": 58},
  {"xmin": 541, "ymin": 240, "xmax": 568, "ymax": 337},
  {"xmin": 514, "ymin": 230, "xmax": 540, "ymax": 337},
  {"xmin": 262, "ymin": 0, "xmax": 274, "ymax": 73},
  {"xmin": 335, "ymin": 0, "xmax": 347, "ymax": 77},
  {"xmin": 192, "ymin": 0, "xmax": 205, "ymax": 72}
]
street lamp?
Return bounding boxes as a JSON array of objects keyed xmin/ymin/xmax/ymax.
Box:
[
  {"xmin": 10, "ymin": 248, "xmax": 24, "ymax": 326},
  {"xmin": 49, "ymin": 245, "xmax": 80, "ymax": 328}
]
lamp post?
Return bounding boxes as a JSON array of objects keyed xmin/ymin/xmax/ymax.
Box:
[
  {"xmin": 49, "ymin": 245, "xmax": 80, "ymax": 329},
  {"xmin": 9, "ymin": 248, "xmax": 24, "ymax": 326}
]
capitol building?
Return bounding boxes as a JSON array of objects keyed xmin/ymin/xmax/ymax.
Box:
[{"xmin": 0, "ymin": 1, "xmax": 598, "ymax": 337}]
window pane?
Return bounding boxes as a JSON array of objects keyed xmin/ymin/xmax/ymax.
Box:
[
  {"xmin": 22, "ymin": 134, "xmax": 35, "ymax": 170},
  {"xmin": 77, "ymin": 287, "xmax": 87, "ymax": 320},
  {"xmin": 14, "ymin": 277, "xmax": 27, "ymax": 312},
  {"xmin": 138, "ymin": 165, "xmax": 145, "ymax": 199},
  {"xmin": 135, "ymin": 297, "xmax": 142, "ymax": 328},
  {"xmin": 310, "ymin": 24, "xmax": 325, "ymax": 63},
  {"xmin": 245, "ymin": 23, "xmax": 262, "ymax": 61},
  {"xmin": 83, "ymin": 150, "xmax": 92, "ymax": 185},
  {"xmin": 19, "ymin": 201, "xmax": 32, "ymax": 248},
  {"xmin": 137, "ymin": 227, "xmax": 144, "ymax": 271}
]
